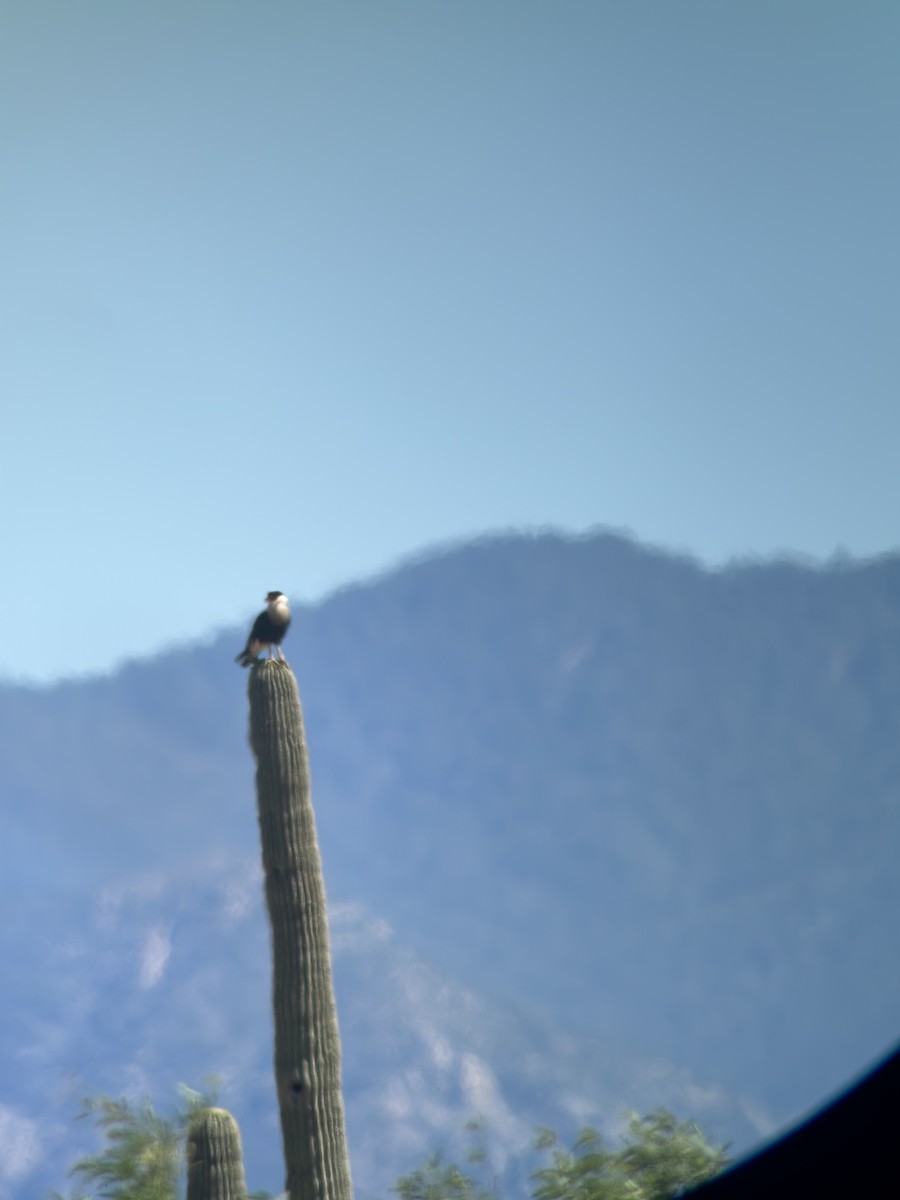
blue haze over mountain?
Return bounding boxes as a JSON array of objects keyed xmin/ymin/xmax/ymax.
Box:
[{"xmin": 2, "ymin": 531, "xmax": 898, "ymax": 1194}]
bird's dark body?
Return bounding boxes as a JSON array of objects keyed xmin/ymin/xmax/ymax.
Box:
[
  {"xmin": 249, "ymin": 609, "xmax": 289, "ymax": 646},
  {"xmin": 236, "ymin": 591, "xmax": 291, "ymax": 667}
]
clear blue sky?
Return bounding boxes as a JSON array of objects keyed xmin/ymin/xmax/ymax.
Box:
[{"xmin": 2, "ymin": 1, "xmax": 898, "ymax": 681}]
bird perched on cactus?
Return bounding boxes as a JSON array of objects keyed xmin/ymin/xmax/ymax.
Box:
[{"xmin": 235, "ymin": 591, "xmax": 291, "ymax": 666}]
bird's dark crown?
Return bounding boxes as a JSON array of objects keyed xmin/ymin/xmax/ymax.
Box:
[{"xmin": 266, "ymin": 591, "xmax": 285, "ymax": 601}]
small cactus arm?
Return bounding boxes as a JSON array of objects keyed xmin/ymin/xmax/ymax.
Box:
[
  {"xmin": 186, "ymin": 1107, "xmax": 249, "ymax": 1200},
  {"xmin": 248, "ymin": 661, "xmax": 353, "ymax": 1200}
]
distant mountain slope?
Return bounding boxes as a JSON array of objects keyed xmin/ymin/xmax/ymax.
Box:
[
  {"xmin": 299, "ymin": 534, "xmax": 900, "ymax": 1113},
  {"xmin": 0, "ymin": 859, "xmax": 766, "ymax": 1199},
  {"xmin": 2, "ymin": 530, "xmax": 899, "ymax": 1130}
]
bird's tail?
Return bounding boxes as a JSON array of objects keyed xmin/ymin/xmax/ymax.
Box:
[{"xmin": 235, "ymin": 651, "xmax": 253, "ymax": 667}]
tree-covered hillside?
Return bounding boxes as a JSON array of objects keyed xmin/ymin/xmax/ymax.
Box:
[{"xmin": 2, "ymin": 530, "xmax": 898, "ymax": 1126}]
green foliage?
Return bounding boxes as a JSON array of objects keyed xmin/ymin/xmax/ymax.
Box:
[
  {"xmin": 392, "ymin": 1116, "xmax": 501, "ymax": 1200},
  {"xmin": 614, "ymin": 1109, "xmax": 730, "ymax": 1199},
  {"xmin": 531, "ymin": 1127, "xmax": 620, "ymax": 1200},
  {"xmin": 393, "ymin": 1109, "xmax": 729, "ymax": 1200},
  {"xmin": 532, "ymin": 1109, "xmax": 728, "ymax": 1200},
  {"xmin": 56, "ymin": 1083, "xmax": 263, "ymax": 1200},
  {"xmin": 63, "ymin": 1094, "xmax": 186, "ymax": 1200},
  {"xmin": 392, "ymin": 1151, "xmax": 493, "ymax": 1200}
]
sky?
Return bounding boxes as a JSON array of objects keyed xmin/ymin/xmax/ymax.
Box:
[{"xmin": 2, "ymin": 1, "xmax": 898, "ymax": 681}]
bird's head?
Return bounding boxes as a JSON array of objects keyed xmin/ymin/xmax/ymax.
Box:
[{"xmin": 266, "ymin": 591, "xmax": 285, "ymax": 603}]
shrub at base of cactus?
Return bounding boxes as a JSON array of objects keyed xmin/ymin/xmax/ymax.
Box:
[
  {"xmin": 186, "ymin": 1107, "xmax": 249, "ymax": 1200},
  {"xmin": 248, "ymin": 660, "xmax": 353, "ymax": 1200}
]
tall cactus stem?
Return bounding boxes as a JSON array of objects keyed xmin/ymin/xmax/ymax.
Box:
[
  {"xmin": 248, "ymin": 660, "xmax": 353, "ymax": 1200},
  {"xmin": 186, "ymin": 1107, "xmax": 249, "ymax": 1200}
]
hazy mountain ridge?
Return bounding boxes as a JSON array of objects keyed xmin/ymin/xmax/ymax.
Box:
[
  {"xmin": 297, "ymin": 535, "xmax": 900, "ymax": 1105},
  {"xmin": 0, "ymin": 858, "xmax": 768, "ymax": 1199},
  {"xmin": 2, "ymin": 529, "xmax": 899, "ymax": 1191}
]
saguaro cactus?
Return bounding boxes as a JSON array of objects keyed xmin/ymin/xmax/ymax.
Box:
[
  {"xmin": 186, "ymin": 1107, "xmax": 249, "ymax": 1200},
  {"xmin": 248, "ymin": 660, "xmax": 353, "ymax": 1200}
]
